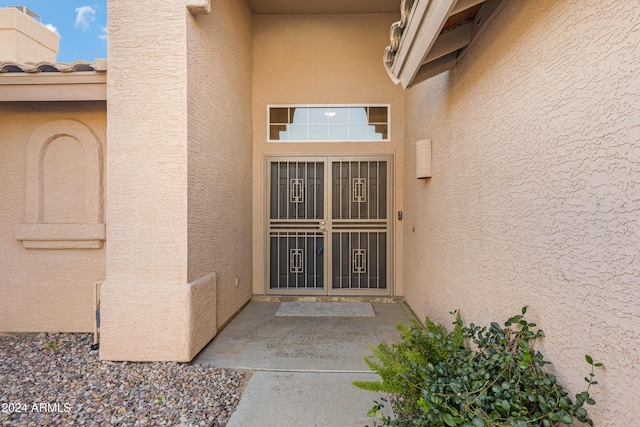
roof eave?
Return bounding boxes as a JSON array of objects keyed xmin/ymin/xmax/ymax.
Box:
[
  {"xmin": 0, "ymin": 71, "xmax": 107, "ymax": 101},
  {"xmin": 385, "ymin": 0, "xmax": 506, "ymax": 89}
]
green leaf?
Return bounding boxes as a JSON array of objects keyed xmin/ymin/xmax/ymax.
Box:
[
  {"xmin": 522, "ymin": 306, "xmax": 528, "ymax": 315},
  {"xmin": 576, "ymin": 407, "xmax": 588, "ymax": 418},
  {"xmin": 366, "ymin": 407, "xmax": 380, "ymax": 417},
  {"xmin": 443, "ymin": 413, "xmax": 457, "ymax": 426},
  {"xmin": 560, "ymin": 414, "xmax": 573, "ymax": 424},
  {"xmin": 585, "ymin": 355, "xmax": 593, "ymax": 365}
]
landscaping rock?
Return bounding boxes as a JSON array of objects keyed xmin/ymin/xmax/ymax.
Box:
[{"xmin": 0, "ymin": 334, "xmax": 249, "ymax": 426}]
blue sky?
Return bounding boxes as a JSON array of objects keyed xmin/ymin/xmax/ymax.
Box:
[{"xmin": 1, "ymin": 1, "xmax": 107, "ymax": 62}]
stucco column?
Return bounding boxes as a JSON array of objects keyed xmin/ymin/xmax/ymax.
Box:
[{"xmin": 100, "ymin": 0, "xmax": 216, "ymax": 361}]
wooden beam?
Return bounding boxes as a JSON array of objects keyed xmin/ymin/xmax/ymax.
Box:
[
  {"xmin": 423, "ymin": 22, "xmax": 473, "ymax": 64},
  {"xmin": 451, "ymin": 0, "xmax": 485, "ymax": 15},
  {"xmin": 409, "ymin": 52, "xmax": 458, "ymax": 88}
]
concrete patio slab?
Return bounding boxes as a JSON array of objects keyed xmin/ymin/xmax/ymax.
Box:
[
  {"xmin": 193, "ymin": 301, "xmax": 415, "ymax": 426},
  {"xmin": 193, "ymin": 301, "xmax": 415, "ymax": 371},
  {"xmin": 227, "ymin": 371, "xmax": 390, "ymax": 427}
]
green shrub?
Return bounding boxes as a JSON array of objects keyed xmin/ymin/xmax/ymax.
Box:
[
  {"xmin": 354, "ymin": 312, "xmax": 464, "ymax": 415},
  {"xmin": 355, "ymin": 307, "xmax": 602, "ymax": 427}
]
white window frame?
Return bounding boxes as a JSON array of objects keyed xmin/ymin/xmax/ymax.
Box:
[{"xmin": 267, "ymin": 104, "xmax": 391, "ymax": 143}]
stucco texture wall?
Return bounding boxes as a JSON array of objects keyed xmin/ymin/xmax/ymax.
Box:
[
  {"xmin": 101, "ymin": 0, "xmax": 193, "ymax": 361},
  {"xmin": 187, "ymin": 0, "xmax": 253, "ymax": 331},
  {"xmin": 102, "ymin": 0, "xmax": 253, "ymax": 361},
  {"xmin": 0, "ymin": 7, "xmax": 59, "ymax": 62},
  {"xmin": 403, "ymin": 0, "xmax": 640, "ymax": 424},
  {"xmin": 252, "ymin": 13, "xmax": 406, "ymax": 295},
  {"xmin": 0, "ymin": 102, "xmax": 106, "ymax": 332}
]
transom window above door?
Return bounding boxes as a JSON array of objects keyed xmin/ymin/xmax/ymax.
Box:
[{"xmin": 268, "ymin": 105, "xmax": 390, "ymax": 142}]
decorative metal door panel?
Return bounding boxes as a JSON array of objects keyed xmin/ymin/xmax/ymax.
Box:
[
  {"xmin": 330, "ymin": 161, "xmax": 388, "ymax": 291},
  {"xmin": 268, "ymin": 161, "xmax": 325, "ymax": 291},
  {"xmin": 267, "ymin": 157, "xmax": 391, "ymax": 295}
]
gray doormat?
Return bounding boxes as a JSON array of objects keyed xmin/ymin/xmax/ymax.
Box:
[{"xmin": 275, "ymin": 302, "xmax": 375, "ymax": 317}]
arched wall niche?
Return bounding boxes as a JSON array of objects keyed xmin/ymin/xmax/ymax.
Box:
[{"xmin": 14, "ymin": 119, "xmax": 105, "ymax": 249}]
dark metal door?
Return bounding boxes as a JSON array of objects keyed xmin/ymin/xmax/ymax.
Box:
[
  {"xmin": 330, "ymin": 160, "xmax": 388, "ymax": 293},
  {"xmin": 267, "ymin": 156, "xmax": 391, "ymax": 295},
  {"xmin": 268, "ymin": 160, "xmax": 325, "ymax": 292}
]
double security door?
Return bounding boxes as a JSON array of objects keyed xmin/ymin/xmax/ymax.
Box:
[{"xmin": 267, "ymin": 156, "xmax": 392, "ymax": 295}]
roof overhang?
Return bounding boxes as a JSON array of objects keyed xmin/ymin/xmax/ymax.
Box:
[
  {"xmin": 385, "ymin": 0, "xmax": 506, "ymax": 89},
  {"xmin": 0, "ymin": 60, "xmax": 106, "ymax": 102},
  {"xmin": 246, "ymin": 0, "xmax": 400, "ymax": 15}
]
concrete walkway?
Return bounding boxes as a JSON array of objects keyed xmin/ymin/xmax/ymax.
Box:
[{"xmin": 193, "ymin": 301, "xmax": 415, "ymax": 427}]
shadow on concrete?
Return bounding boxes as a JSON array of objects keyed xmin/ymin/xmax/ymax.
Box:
[{"xmin": 193, "ymin": 301, "xmax": 416, "ymax": 427}]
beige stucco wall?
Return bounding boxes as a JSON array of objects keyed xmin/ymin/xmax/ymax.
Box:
[
  {"xmin": 252, "ymin": 13, "xmax": 405, "ymax": 295},
  {"xmin": 0, "ymin": 7, "xmax": 59, "ymax": 62},
  {"xmin": 0, "ymin": 102, "xmax": 106, "ymax": 332},
  {"xmin": 403, "ymin": 0, "xmax": 640, "ymax": 424},
  {"xmin": 102, "ymin": 0, "xmax": 253, "ymax": 361},
  {"xmin": 187, "ymin": 0, "xmax": 253, "ymax": 329},
  {"xmin": 102, "ymin": 0, "xmax": 192, "ymax": 361}
]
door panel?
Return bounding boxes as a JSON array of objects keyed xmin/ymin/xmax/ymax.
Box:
[
  {"xmin": 331, "ymin": 161, "xmax": 387, "ymax": 220},
  {"xmin": 267, "ymin": 156, "xmax": 391, "ymax": 295},
  {"xmin": 269, "ymin": 161, "xmax": 324, "ymax": 220},
  {"xmin": 331, "ymin": 231, "xmax": 387, "ymax": 290},
  {"xmin": 330, "ymin": 160, "xmax": 388, "ymax": 292},
  {"xmin": 269, "ymin": 232, "xmax": 324, "ymax": 290},
  {"xmin": 268, "ymin": 160, "xmax": 325, "ymax": 292}
]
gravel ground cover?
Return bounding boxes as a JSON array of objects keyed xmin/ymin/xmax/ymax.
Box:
[{"xmin": 0, "ymin": 333, "xmax": 249, "ymax": 426}]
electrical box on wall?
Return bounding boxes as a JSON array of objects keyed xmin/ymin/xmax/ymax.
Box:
[{"xmin": 416, "ymin": 139, "xmax": 432, "ymax": 178}]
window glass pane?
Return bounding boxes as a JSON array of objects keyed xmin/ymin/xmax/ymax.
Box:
[
  {"xmin": 309, "ymin": 124, "xmax": 328, "ymax": 140},
  {"xmin": 368, "ymin": 125, "xmax": 386, "ymax": 140},
  {"xmin": 268, "ymin": 105, "xmax": 389, "ymax": 142},
  {"xmin": 368, "ymin": 107, "xmax": 388, "ymax": 123},
  {"xmin": 348, "ymin": 107, "xmax": 368, "ymax": 124},
  {"xmin": 369, "ymin": 124, "xmax": 388, "ymax": 141},
  {"xmin": 291, "ymin": 108, "xmax": 309, "ymax": 124},
  {"xmin": 288, "ymin": 124, "xmax": 307, "ymax": 140},
  {"xmin": 349, "ymin": 124, "xmax": 369, "ymax": 140},
  {"xmin": 270, "ymin": 125, "xmax": 287, "ymax": 140},
  {"xmin": 328, "ymin": 123, "xmax": 349, "ymax": 140},
  {"xmin": 329, "ymin": 108, "xmax": 349, "ymax": 123},
  {"xmin": 270, "ymin": 108, "xmax": 289, "ymax": 124},
  {"xmin": 308, "ymin": 108, "xmax": 329, "ymax": 124}
]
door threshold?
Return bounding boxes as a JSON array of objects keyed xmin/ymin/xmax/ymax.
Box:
[{"xmin": 251, "ymin": 295, "xmax": 404, "ymax": 304}]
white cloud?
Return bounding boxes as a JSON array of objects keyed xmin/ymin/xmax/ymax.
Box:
[
  {"xmin": 75, "ymin": 6, "xmax": 96, "ymax": 31},
  {"xmin": 98, "ymin": 26, "xmax": 107, "ymax": 41},
  {"xmin": 44, "ymin": 23, "xmax": 60, "ymax": 37}
]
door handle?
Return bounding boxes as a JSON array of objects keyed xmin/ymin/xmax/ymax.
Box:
[{"xmin": 319, "ymin": 225, "xmax": 326, "ymax": 232}]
